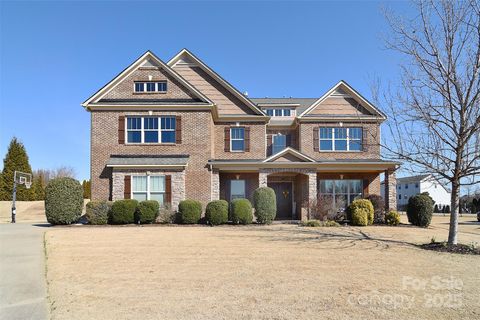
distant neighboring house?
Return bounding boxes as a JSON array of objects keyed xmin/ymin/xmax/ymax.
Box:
[
  {"xmin": 82, "ymin": 49, "xmax": 400, "ymax": 220},
  {"xmin": 381, "ymin": 174, "xmax": 451, "ymax": 210}
]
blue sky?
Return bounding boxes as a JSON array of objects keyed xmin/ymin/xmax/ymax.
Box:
[{"xmin": 0, "ymin": 1, "xmax": 413, "ymax": 181}]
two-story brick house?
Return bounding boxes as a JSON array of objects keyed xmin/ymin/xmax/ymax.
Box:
[{"xmin": 82, "ymin": 49, "xmax": 398, "ymax": 220}]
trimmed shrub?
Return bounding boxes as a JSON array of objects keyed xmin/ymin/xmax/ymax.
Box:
[
  {"xmin": 86, "ymin": 201, "xmax": 112, "ymax": 225},
  {"xmin": 45, "ymin": 177, "xmax": 83, "ymax": 225},
  {"xmin": 110, "ymin": 199, "xmax": 138, "ymax": 224},
  {"xmin": 352, "ymin": 208, "xmax": 369, "ymax": 226},
  {"xmin": 135, "ymin": 200, "xmax": 159, "ymax": 224},
  {"xmin": 366, "ymin": 194, "xmax": 385, "ymax": 224},
  {"xmin": 301, "ymin": 219, "xmax": 321, "ymax": 227},
  {"xmin": 177, "ymin": 200, "xmax": 202, "ymax": 224},
  {"xmin": 156, "ymin": 204, "xmax": 175, "ymax": 224},
  {"xmin": 406, "ymin": 194, "xmax": 433, "ymax": 227},
  {"xmin": 253, "ymin": 187, "xmax": 277, "ymax": 224},
  {"xmin": 231, "ymin": 198, "xmax": 253, "ymax": 225},
  {"xmin": 347, "ymin": 199, "xmax": 374, "ymax": 225},
  {"xmin": 385, "ymin": 210, "xmax": 401, "ymax": 226},
  {"xmin": 205, "ymin": 200, "xmax": 228, "ymax": 225}
]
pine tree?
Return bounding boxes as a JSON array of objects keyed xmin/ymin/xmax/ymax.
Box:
[
  {"xmin": 82, "ymin": 180, "xmax": 91, "ymax": 199},
  {"xmin": 0, "ymin": 137, "xmax": 34, "ymax": 201}
]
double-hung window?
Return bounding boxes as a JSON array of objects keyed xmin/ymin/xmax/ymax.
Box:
[
  {"xmin": 318, "ymin": 127, "xmax": 363, "ymax": 151},
  {"xmin": 272, "ymin": 134, "xmax": 287, "ymax": 154},
  {"xmin": 134, "ymin": 81, "xmax": 168, "ymax": 93},
  {"xmin": 318, "ymin": 179, "xmax": 363, "ymax": 208},
  {"xmin": 265, "ymin": 108, "xmax": 294, "ymax": 117},
  {"xmin": 230, "ymin": 127, "xmax": 245, "ymax": 152},
  {"xmin": 126, "ymin": 116, "xmax": 176, "ymax": 144},
  {"xmin": 132, "ymin": 175, "xmax": 166, "ymax": 205},
  {"xmin": 230, "ymin": 180, "xmax": 246, "ymax": 200}
]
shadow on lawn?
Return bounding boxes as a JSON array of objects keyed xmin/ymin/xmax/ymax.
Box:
[{"xmin": 220, "ymin": 226, "xmax": 418, "ymax": 251}]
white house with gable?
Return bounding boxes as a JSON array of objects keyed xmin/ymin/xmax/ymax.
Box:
[{"xmin": 381, "ymin": 174, "xmax": 451, "ymax": 210}]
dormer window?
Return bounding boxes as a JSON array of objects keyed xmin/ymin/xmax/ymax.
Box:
[
  {"xmin": 265, "ymin": 108, "xmax": 294, "ymax": 117},
  {"xmin": 134, "ymin": 81, "xmax": 167, "ymax": 93}
]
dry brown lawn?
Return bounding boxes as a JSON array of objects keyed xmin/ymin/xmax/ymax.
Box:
[
  {"xmin": 0, "ymin": 201, "xmax": 46, "ymax": 223},
  {"xmin": 45, "ymin": 215, "xmax": 480, "ymax": 320}
]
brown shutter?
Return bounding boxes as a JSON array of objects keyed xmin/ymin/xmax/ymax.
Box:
[
  {"xmin": 363, "ymin": 179, "xmax": 370, "ymax": 197},
  {"xmin": 224, "ymin": 127, "xmax": 230, "ymax": 152},
  {"xmin": 124, "ymin": 175, "xmax": 131, "ymax": 199},
  {"xmin": 267, "ymin": 134, "xmax": 273, "ymax": 156},
  {"xmin": 244, "ymin": 127, "xmax": 250, "ymax": 152},
  {"xmin": 313, "ymin": 127, "xmax": 319, "ymax": 152},
  {"xmin": 362, "ymin": 128, "xmax": 368, "ymax": 152},
  {"xmin": 165, "ymin": 175, "xmax": 172, "ymax": 205},
  {"xmin": 175, "ymin": 116, "xmax": 182, "ymax": 144},
  {"xmin": 118, "ymin": 116, "xmax": 125, "ymax": 144}
]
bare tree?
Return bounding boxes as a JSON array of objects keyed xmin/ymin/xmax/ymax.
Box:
[{"xmin": 377, "ymin": 0, "xmax": 480, "ymax": 245}]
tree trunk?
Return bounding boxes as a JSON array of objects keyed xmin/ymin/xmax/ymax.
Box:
[{"xmin": 448, "ymin": 182, "xmax": 460, "ymax": 245}]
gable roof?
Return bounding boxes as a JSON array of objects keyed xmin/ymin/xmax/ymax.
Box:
[
  {"xmin": 167, "ymin": 49, "xmax": 265, "ymax": 116},
  {"xmin": 263, "ymin": 147, "xmax": 316, "ymax": 163},
  {"xmin": 82, "ymin": 50, "xmax": 213, "ymax": 108},
  {"xmin": 298, "ymin": 80, "xmax": 387, "ymax": 120}
]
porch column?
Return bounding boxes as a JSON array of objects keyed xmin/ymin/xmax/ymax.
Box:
[
  {"xmin": 384, "ymin": 169, "xmax": 397, "ymax": 211},
  {"xmin": 305, "ymin": 171, "xmax": 317, "ymax": 221},
  {"xmin": 259, "ymin": 170, "xmax": 268, "ymax": 188},
  {"xmin": 211, "ymin": 169, "xmax": 220, "ymax": 201}
]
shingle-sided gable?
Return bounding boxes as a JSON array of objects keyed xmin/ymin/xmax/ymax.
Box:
[
  {"xmin": 168, "ymin": 49, "xmax": 264, "ymax": 116},
  {"xmin": 299, "ymin": 81, "xmax": 386, "ymax": 120},
  {"xmin": 82, "ymin": 51, "xmax": 212, "ymax": 108}
]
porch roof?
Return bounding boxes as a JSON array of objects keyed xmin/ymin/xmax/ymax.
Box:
[
  {"xmin": 106, "ymin": 154, "xmax": 189, "ymax": 169},
  {"xmin": 208, "ymin": 158, "xmax": 400, "ymax": 172}
]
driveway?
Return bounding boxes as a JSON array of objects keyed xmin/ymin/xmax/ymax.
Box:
[{"xmin": 0, "ymin": 223, "xmax": 50, "ymax": 320}]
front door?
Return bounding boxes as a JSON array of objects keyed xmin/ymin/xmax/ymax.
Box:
[{"xmin": 268, "ymin": 182, "xmax": 293, "ymax": 219}]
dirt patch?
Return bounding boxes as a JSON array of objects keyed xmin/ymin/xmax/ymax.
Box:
[{"xmin": 45, "ymin": 215, "xmax": 480, "ymax": 320}]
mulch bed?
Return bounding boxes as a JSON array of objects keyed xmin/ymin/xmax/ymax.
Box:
[{"xmin": 420, "ymin": 242, "xmax": 480, "ymax": 255}]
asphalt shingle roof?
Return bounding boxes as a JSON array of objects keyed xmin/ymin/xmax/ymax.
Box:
[
  {"xmin": 107, "ymin": 154, "xmax": 189, "ymax": 166},
  {"xmin": 249, "ymin": 98, "xmax": 318, "ymax": 115}
]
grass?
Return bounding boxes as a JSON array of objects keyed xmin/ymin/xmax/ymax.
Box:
[{"xmin": 44, "ymin": 215, "xmax": 480, "ymax": 320}]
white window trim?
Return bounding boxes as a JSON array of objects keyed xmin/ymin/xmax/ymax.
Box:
[
  {"xmin": 133, "ymin": 81, "xmax": 168, "ymax": 93},
  {"xmin": 230, "ymin": 127, "xmax": 245, "ymax": 152},
  {"xmin": 264, "ymin": 108, "xmax": 295, "ymax": 117},
  {"xmin": 318, "ymin": 127, "xmax": 362, "ymax": 152},
  {"xmin": 318, "ymin": 179, "xmax": 363, "ymax": 206},
  {"xmin": 131, "ymin": 174, "xmax": 166, "ymax": 202},
  {"xmin": 272, "ymin": 133, "xmax": 287, "ymax": 154},
  {"xmin": 125, "ymin": 116, "xmax": 176, "ymax": 144}
]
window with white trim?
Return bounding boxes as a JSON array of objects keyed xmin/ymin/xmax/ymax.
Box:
[
  {"xmin": 272, "ymin": 134, "xmax": 287, "ymax": 154},
  {"xmin": 230, "ymin": 127, "xmax": 245, "ymax": 152},
  {"xmin": 126, "ymin": 116, "xmax": 176, "ymax": 144},
  {"xmin": 319, "ymin": 127, "xmax": 363, "ymax": 151},
  {"xmin": 134, "ymin": 81, "xmax": 167, "ymax": 93},
  {"xmin": 132, "ymin": 175, "xmax": 166, "ymax": 205},
  {"xmin": 318, "ymin": 179, "xmax": 363, "ymax": 208},
  {"xmin": 230, "ymin": 180, "xmax": 246, "ymax": 200},
  {"xmin": 265, "ymin": 108, "xmax": 294, "ymax": 117}
]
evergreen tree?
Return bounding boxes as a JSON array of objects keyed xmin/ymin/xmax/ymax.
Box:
[
  {"xmin": 0, "ymin": 137, "xmax": 34, "ymax": 201},
  {"xmin": 31, "ymin": 172, "xmax": 45, "ymax": 200},
  {"xmin": 82, "ymin": 180, "xmax": 91, "ymax": 199}
]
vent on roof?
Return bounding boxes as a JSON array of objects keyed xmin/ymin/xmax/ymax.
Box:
[{"xmin": 243, "ymin": 91, "xmax": 248, "ymax": 97}]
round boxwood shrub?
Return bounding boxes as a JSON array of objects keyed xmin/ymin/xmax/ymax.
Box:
[
  {"xmin": 177, "ymin": 199, "xmax": 202, "ymax": 224},
  {"xmin": 135, "ymin": 200, "xmax": 159, "ymax": 224},
  {"xmin": 347, "ymin": 199, "xmax": 374, "ymax": 225},
  {"xmin": 45, "ymin": 177, "xmax": 84, "ymax": 225},
  {"xmin": 86, "ymin": 201, "xmax": 112, "ymax": 225},
  {"xmin": 253, "ymin": 187, "xmax": 277, "ymax": 224},
  {"xmin": 352, "ymin": 208, "xmax": 369, "ymax": 226},
  {"xmin": 385, "ymin": 210, "xmax": 401, "ymax": 226},
  {"xmin": 231, "ymin": 198, "xmax": 253, "ymax": 225},
  {"xmin": 205, "ymin": 200, "xmax": 228, "ymax": 225},
  {"xmin": 110, "ymin": 199, "xmax": 138, "ymax": 224},
  {"xmin": 406, "ymin": 194, "xmax": 433, "ymax": 227}
]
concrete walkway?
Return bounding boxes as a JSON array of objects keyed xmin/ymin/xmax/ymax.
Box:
[{"xmin": 0, "ymin": 223, "xmax": 50, "ymax": 320}]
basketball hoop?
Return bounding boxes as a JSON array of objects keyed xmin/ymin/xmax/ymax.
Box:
[{"xmin": 11, "ymin": 171, "xmax": 33, "ymax": 223}]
